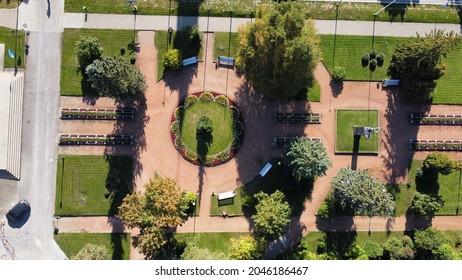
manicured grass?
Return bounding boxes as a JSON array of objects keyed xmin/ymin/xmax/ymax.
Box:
[
  {"xmin": 65, "ymin": 0, "xmax": 258, "ymax": 17},
  {"xmin": 391, "ymin": 160, "xmax": 462, "ymax": 216},
  {"xmin": 65, "ymin": 1, "xmax": 461, "ymax": 24},
  {"xmin": 298, "ymin": 230, "xmax": 462, "ymax": 256},
  {"xmin": 60, "ymin": 29, "xmax": 135, "ymax": 96},
  {"xmin": 54, "ymin": 233, "xmax": 130, "ymax": 260},
  {"xmin": 55, "ymin": 155, "xmax": 133, "ymax": 216},
  {"xmin": 210, "ymin": 187, "xmax": 246, "ymax": 216},
  {"xmin": 0, "ymin": 27, "xmax": 25, "ymax": 69},
  {"xmin": 0, "ymin": 0, "xmax": 20, "ymax": 9},
  {"xmin": 320, "ymin": 35, "xmax": 407, "ymax": 81},
  {"xmin": 175, "ymin": 232, "xmax": 249, "ymax": 255},
  {"xmin": 155, "ymin": 30, "xmax": 203, "ymax": 80},
  {"xmin": 180, "ymin": 100, "xmax": 234, "ymax": 156},
  {"xmin": 307, "ymin": 79, "xmax": 321, "ymax": 102},
  {"xmin": 214, "ymin": 32, "xmax": 239, "ymax": 59},
  {"xmin": 433, "ymin": 43, "xmax": 462, "ymax": 105},
  {"xmin": 335, "ymin": 110, "xmax": 379, "ymax": 153}
]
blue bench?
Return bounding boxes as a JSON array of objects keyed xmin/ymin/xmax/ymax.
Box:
[
  {"xmin": 217, "ymin": 56, "xmax": 235, "ymax": 67},
  {"xmin": 182, "ymin": 56, "xmax": 198, "ymax": 67},
  {"xmin": 382, "ymin": 79, "xmax": 400, "ymax": 87}
]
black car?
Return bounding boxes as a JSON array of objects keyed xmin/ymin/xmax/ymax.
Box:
[{"xmin": 6, "ymin": 199, "xmax": 30, "ymax": 221}]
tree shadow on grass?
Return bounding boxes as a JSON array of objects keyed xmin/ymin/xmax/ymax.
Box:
[
  {"xmin": 110, "ymin": 232, "xmax": 128, "ymax": 260},
  {"xmin": 379, "ymin": 1, "xmax": 412, "ymax": 22},
  {"xmin": 329, "ymin": 80, "xmax": 344, "ymax": 97},
  {"xmin": 315, "ymin": 215, "xmax": 357, "ymax": 259}
]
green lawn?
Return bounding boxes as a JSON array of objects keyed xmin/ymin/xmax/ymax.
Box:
[
  {"xmin": 176, "ymin": 232, "xmax": 249, "ymax": 255},
  {"xmin": 0, "ymin": 27, "xmax": 25, "ymax": 69},
  {"xmin": 155, "ymin": 30, "xmax": 203, "ymax": 80},
  {"xmin": 210, "ymin": 187, "xmax": 246, "ymax": 216},
  {"xmin": 335, "ymin": 110, "xmax": 379, "ymax": 153},
  {"xmin": 54, "ymin": 233, "xmax": 130, "ymax": 260},
  {"xmin": 320, "ymin": 34, "xmax": 407, "ymax": 81},
  {"xmin": 180, "ymin": 100, "xmax": 234, "ymax": 156},
  {"xmin": 433, "ymin": 44, "xmax": 462, "ymax": 105},
  {"xmin": 55, "ymin": 155, "xmax": 133, "ymax": 216},
  {"xmin": 64, "ymin": 1, "xmax": 461, "ymax": 24},
  {"xmin": 0, "ymin": 0, "xmax": 20, "ymax": 9},
  {"xmin": 214, "ymin": 32, "xmax": 239, "ymax": 59},
  {"xmin": 391, "ymin": 160, "xmax": 462, "ymax": 216},
  {"xmin": 61, "ymin": 29, "xmax": 135, "ymax": 96}
]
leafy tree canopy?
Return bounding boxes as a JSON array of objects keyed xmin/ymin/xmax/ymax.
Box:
[
  {"xmin": 408, "ymin": 192, "xmax": 444, "ymax": 218},
  {"xmin": 387, "ymin": 30, "xmax": 461, "ymax": 102},
  {"xmin": 229, "ymin": 236, "xmax": 265, "ymax": 260},
  {"xmin": 236, "ymin": 2, "xmax": 321, "ymax": 99},
  {"xmin": 283, "ymin": 137, "xmax": 332, "ymax": 182},
  {"xmin": 252, "ymin": 190, "xmax": 291, "ymax": 240},
  {"xmin": 117, "ymin": 176, "xmax": 187, "ymax": 259},
  {"xmin": 71, "ymin": 243, "xmax": 109, "ymax": 260},
  {"xmin": 383, "ymin": 236, "xmax": 415, "ymax": 260},
  {"xmin": 331, "ymin": 168, "xmax": 395, "ymax": 217},
  {"xmin": 413, "ymin": 228, "xmax": 449, "ymax": 260},
  {"xmin": 86, "ymin": 56, "xmax": 146, "ymax": 104},
  {"xmin": 75, "ymin": 36, "xmax": 103, "ymax": 71},
  {"xmin": 163, "ymin": 49, "xmax": 182, "ymax": 71},
  {"xmin": 423, "ymin": 151, "xmax": 458, "ymax": 175}
]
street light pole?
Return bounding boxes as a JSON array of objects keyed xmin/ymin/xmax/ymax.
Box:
[
  {"xmin": 372, "ymin": 0, "xmax": 397, "ymax": 51},
  {"xmin": 132, "ymin": 5, "xmax": 138, "ymax": 43},
  {"xmin": 333, "ymin": 1, "xmax": 341, "ymax": 68}
]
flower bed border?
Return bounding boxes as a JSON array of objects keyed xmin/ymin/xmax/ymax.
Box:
[
  {"xmin": 61, "ymin": 108, "xmax": 134, "ymax": 120},
  {"xmin": 410, "ymin": 113, "xmax": 462, "ymax": 126},
  {"xmin": 170, "ymin": 91, "xmax": 243, "ymax": 167},
  {"xmin": 409, "ymin": 139, "xmax": 462, "ymax": 151},
  {"xmin": 59, "ymin": 134, "xmax": 133, "ymax": 146}
]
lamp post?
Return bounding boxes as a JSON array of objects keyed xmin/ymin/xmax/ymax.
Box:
[
  {"xmin": 333, "ymin": 1, "xmax": 342, "ymax": 68},
  {"xmin": 13, "ymin": 0, "xmax": 20, "ymax": 75},
  {"xmin": 132, "ymin": 5, "xmax": 138, "ymax": 43}
]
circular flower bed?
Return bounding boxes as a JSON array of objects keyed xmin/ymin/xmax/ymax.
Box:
[{"xmin": 170, "ymin": 91, "xmax": 244, "ymax": 166}]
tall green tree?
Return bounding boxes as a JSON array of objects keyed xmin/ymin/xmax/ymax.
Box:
[
  {"xmin": 71, "ymin": 244, "xmax": 109, "ymax": 260},
  {"xmin": 86, "ymin": 56, "xmax": 146, "ymax": 103},
  {"xmin": 252, "ymin": 190, "xmax": 291, "ymax": 240},
  {"xmin": 383, "ymin": 236, "xmax": 415, "ymax": 260},
  {"xmin": 331, "ymin": 168, "xmax": 395, "ymax": 217},
  {"xmin": 236, "ymin": 2, "xmax": 321, "ymax": 99},
  {"xmin": 413, "ymin": 228, "xmax": 451, "ymax": 260},
  {"xmin": 408, "ymin": 192, "xmax": 444, "ymax": 218},
  {"xmin": 423, "ymin": 151, "xmax": 457, "ymax": 175},
  {"xmin": 228, "ymin": 236, "xmax": 265, "ymax": 260},
  {"xmin": 283, "ymin": 137, "xmax": 332, "ymax": 182},
  {"xmin": 117, "ymin": 176, "xmax": 187, "ymax": 259},
  {"xmin": 75, "ymin": 36, "xmax": 104, "ymax": 71},
  {"xmin": 387, "ymin": 30, "xmax": 461, "ymax": 102}
]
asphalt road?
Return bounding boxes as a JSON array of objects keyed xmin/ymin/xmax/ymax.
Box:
[{"xmin": 1, "ymin": 0, "xmax": 65, "ymax": 260}]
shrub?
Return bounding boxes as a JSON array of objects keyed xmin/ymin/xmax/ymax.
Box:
[
  {"xmin": 174, "ymin": 137, "xmax": 184, "ymax": 149},
  {"xmin": 363, "ymin": 241, "xmax": 383, "ymax": 260},
  {"xmin": 163, "ymin": 49, "xmax": 182, "ymax": 70},
  {"xmin": 185, "ymin": 149, "xmax": 197, "ymax": 161},
  {"xmin": 316, "ymin": 195, "xmax": 335, "ymax": 219},
  {"xmin": 423, "ymin": 151, "xmax": 457, "ymax": 175},
  {"xmin": 317, "ymin": 242, "xmax": 326, "ymax": 254},
  {"xmin": 408, "ymin": 192, "xmax": 444, "ymax": 218},
  {"xmin": 217, "ymin": 150, "xmax": 230, "ymax": 162},
  {"xmin": 369, "ymin": 59, "xmax": 377, "ymax": 71},
  {"xmin": 120, "ymin": 47, "xmax": 126, "ymax": 55},
  {"xmin": 171, "ymin": 121, "xmax": 180, "ymax": 135},
  {"xmin": 197, "ymin": 116, "xmax": 213, "ymax": 135},
  {"xmin": 331, "ymin": 66, "xmax": 346, "ymax": 82},
  {"xmin": 215, "ymin": 95, "xmax": 229, "ymax": 107},
  {"xmin": 376, "ymin": 52, "xmax": 385, "ymax": 66},
  {"xmin": 130, "ymin": 57, "xmax": 136, "ymax": 64},
  {"xmin": 361, "ymin": 53, "xmax": 369, "ymax": 67},
  {"xmin": 184, "ymin": 95, "xmax": 198, "ymax": 107},
  {"xmin": 369, "ymin": 49, "xmax": 376, "ymax": 59},
  {"xmin": 75, "ymin": 36, "xmax": 103, "ymax": 70},
  {"xmin": 199, "ymin": 91, "xmax": 214, "ymax": 102},
  {"xmin": 182, "ymin": 25, "xmax": 201, "ymax": 43},
  {"xmin": 174, "ymin": 106, "xmax": 184, "ymax": 120}
]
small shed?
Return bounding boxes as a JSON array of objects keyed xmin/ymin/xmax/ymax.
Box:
[{"xmin": 217, "ymin": 190, "xmax": 237, "ymax": 206}]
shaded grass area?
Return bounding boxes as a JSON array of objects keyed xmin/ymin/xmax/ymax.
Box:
[
  {"xmin": 244, "ymin": 159, "xmax": 314, "ymax": 216},
  {"xmin": 294, "ymin": 230, "xmax": 462, "ymax": 258},
  {"xmin": 336, "ymin": 110, "xmax": 379, "ymax": 153},
  {"xmin": 55, "ymin": 155, "xmax": 133, "ymax": 216},
  {"xmin": 0, "ymin": 27, "xmax": 25, "ymax": 69},
  {"xmin": 433, "ymin": 44, "xmax": 462, "ymax": 105},
  {"xmin": 155, "ymin": 30, "xmax": 203, "ymax": 80},
  {"xmin": 54, "ymin": 233, "xmax": 130, "ymax": 260},
  {"xmin": 320, "ymin": 34, "xmax": 407, "ymax": 81},
  {"xmin": 175, "ymin": 232, "xmax": 249, "ymax": 255},
  {"xmin": 210, "ymin": 187, "xmax": 246, "ymax": 216},
  {"xmin": 64, "ymin": 1, "xmax": 461, "ymax": 24},
  {"xmin": 61, "ymin": 29, "xmax": 135, "ymax": 96},
  {"xmin": 181, "ymin": 101, "xmax": 234, "ymax": 156},
  {"xmin": 390, "ymin": 160, "xmax": 462, "ymax": 216}
]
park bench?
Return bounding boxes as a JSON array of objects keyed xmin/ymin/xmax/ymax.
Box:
[
  {"xmin": 217, "ymin": 190, "xmax": 237, "ymax": 206},
  {"xmin": 217, "ymin": 56, "xmax": 235, "ymax": 68},
  {"xmin": 382, "ymin": 79, "xmax": 400, "ymax": 87},
  {"xmin": 182, "ymin": 56, "xmax": 198, "ymax": 67},
  {"xmin": 409, "ymin": 139, "xmax": 462, "ymax": 151}
]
